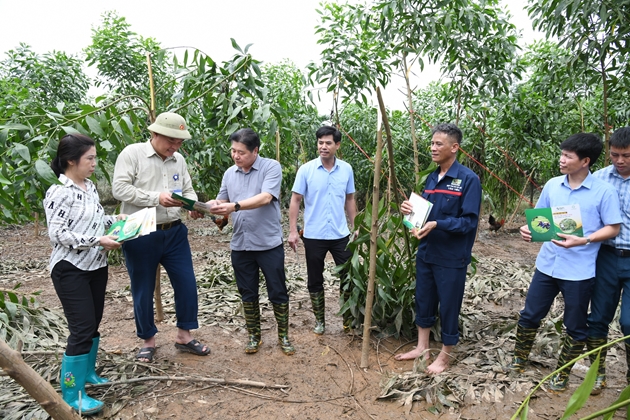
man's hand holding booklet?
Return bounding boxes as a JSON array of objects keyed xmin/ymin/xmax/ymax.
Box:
[{"xmin": 403, "ymin": 192, "xmax": 433, "ymax": 230}]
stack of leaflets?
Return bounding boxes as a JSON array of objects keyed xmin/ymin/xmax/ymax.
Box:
[
  {"xmin": 171, "ymin": 192, "xmax": 212, "ymax": 214},
  {"xmin": 403, "ymin": 192, "xmax": 434, "ymax": 230},
  {"xmin": 525, "ymin": 204, "xmax": 583, "ymax": 242},
  {"xmin": 106, "ymin": 207, "xmax": 156, "ymax": 242}
]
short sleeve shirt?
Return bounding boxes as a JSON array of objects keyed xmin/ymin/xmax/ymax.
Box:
[
  {"xmin": 217, "ymin": 156, "xmax": 283, "ymax": 251},
  {"xmin": 535, "ymin": 173, "xmax": 622, "ymax": 280},
  {"xmin": 593, "ymin": 165, "xmax": 630, "ymax": 250},
  {"xmin": 291, "ymin": 157, "xmax": 355, "ymax": 239}
]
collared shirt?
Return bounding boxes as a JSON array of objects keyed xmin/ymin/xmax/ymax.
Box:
[
  {"xmin": 593, "ymin": 165, "xmax": 630, "ymax": 250},
  {"xmin": 217, "ymin": 156, "xmax": 283, "ymax": 251},
  {"xmin": 535, "ymin": 172, "xmax": 622, "ymax": 280},
  {"xmin": 292, "ymin": 156, "xmax": 355, "ymax": 240},
  {"xmin": 418, "ymin": 160, "xmax": 482, "ymax": 268},
  {"xmin": 112, "ymin": 140, "xmax": 197, "ymax": 224},
  {"xmin": 44, "ymin": 175, "xmax": 116, "ymax": 272}
]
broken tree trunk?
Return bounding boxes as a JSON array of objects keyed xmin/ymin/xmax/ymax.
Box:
[{"xmin": 0, "ymin": 339, "xmax": 80, "ymax": 420}]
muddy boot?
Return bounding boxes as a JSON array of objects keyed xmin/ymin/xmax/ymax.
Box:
[
  {"xmin": 85, "ymin": 336, "xmax": 109, "ymax": 384},
  {"xmin": 548, "ymin": 335, "xmax": 585, "ymax": 392},
  {"xmin": 272, "ymin": 302, "xmax": 295, "ymax": 355},
  {"xmin": 505, "ymin": 324, "xmax": 538, "ymax": 373},
  {"xmin": 309, "ymin": 291, "xmax": 326, "ymax": 335},
  {"xmin": 243, "ymin": 300, "xmax": 262, "ymax": 354},
  {"xmin": 586, "ymin": 337, "xmax": 608, "ymax": 395}
]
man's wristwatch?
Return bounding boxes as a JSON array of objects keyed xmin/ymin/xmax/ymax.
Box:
[
  {"xmin": 585, "ymin": 237, "xmax": 591, "ymax": 245},
  {"xmin": 234, "ymin": 202, "xmax": 241, "ymax": 212}
]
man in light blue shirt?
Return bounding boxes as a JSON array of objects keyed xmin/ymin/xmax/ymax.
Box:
[
  {"xmin": 288, "ymin": 126, "xmax": 357, "ymax": 334},
  {"xmin": 506, "ymin": 133, "xmax": 621, "ymax": 392},
  {"xmin": 587, "ymin": 126, "xmax": 630, "ymax": 394}
]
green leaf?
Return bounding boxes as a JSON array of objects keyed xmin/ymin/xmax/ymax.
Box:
[
  {"xmin": 13, "ymin": 143, "xmax": 31, "ymax": 163},
  {"xmin": 561, "ymin": 352, "xmax": 598, "ymax": 418},
  {"xmin": 231, "ymin": 38, "xmax": 243, "ymax": 53},
  {"xmin": 35, "ymin": 159, "xmax": 61, "ymax": 185},
  {"xmin": 86, "ymin": 115, "xmax": 104, "ymax": 137}
]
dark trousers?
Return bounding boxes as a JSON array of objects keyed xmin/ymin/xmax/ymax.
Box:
[
  {"xmin": 588, "ymin": 246, "xmax": 630, "ymax": 342},
  {"xmin": 51, "ymin": 260, "xmax": 107, "ymax": 356},
  {"xmin": 519, "ymin": 269, "xmax": 594, "ymax": 341},
  {"xmin": 122, "ymin": 223, "xmax": 199, "ymax": 340},
  {"xmin": 231, "ymin": 245, "xmax": 289, "ymax": 304},
  {"xmin": 415, "ymin": 257, "xmax": 467, "ymax": 346},
  {"xmin": 303, "ymin": 236, "xmax": 352, "ymax": 293}
]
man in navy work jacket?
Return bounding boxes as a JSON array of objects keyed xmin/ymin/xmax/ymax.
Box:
[{"xmin": 395, "ymin": 122, "xmax": 481, "ymax": 374}]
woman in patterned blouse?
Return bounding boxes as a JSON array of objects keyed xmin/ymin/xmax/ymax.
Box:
[{"xmin": 44, "ymin": 134, "xmax": 123, "ymax": 414}]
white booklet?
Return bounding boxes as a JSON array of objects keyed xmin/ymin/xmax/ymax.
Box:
[{"xmin": 403, "ymin": 192, "xmax": 433, "ymax": 230}]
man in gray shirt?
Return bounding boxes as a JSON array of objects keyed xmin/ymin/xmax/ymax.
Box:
[{"xmin": 208, "ymin": 128, "xmax": 294, "ymax": 356}]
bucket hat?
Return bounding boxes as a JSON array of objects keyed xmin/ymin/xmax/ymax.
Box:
[{"xmin": 147, "ymin": 112, "xmax": 191, "ymax": 139}]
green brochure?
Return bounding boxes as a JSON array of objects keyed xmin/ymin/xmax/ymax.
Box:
[
  {"xmin": 525, "ymin": 204, "xmax": 583, "ymax": 242},
  {"xmin": 171, "ymin": 192, "xmax": 212, "ymax": 214}
]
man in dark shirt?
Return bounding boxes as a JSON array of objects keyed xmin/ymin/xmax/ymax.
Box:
[{"xmin": 395, "ymin": 123, "xmax": 481, "ymax": 374}]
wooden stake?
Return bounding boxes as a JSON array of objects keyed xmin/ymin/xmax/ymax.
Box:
[
  {"xmin": 154, "ymin": 267, "xmax": 164, "ymax": 323},
  {"xmin": 360, "ymin": 90, "xmax": 385, "ymax": 369}
]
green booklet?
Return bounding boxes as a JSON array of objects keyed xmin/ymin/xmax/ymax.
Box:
[
  {"xmin": 525, "ymin": 204, "xmax": 583, "ymax": 242},
  {"xmin": 106, "ymin": 207, "xmax": 156, "ymax": 242},
  {"xmin": 171, "ymin": 192, "xmax": 212, "ymax": 214}
]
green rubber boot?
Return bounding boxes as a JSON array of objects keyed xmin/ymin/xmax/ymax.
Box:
[
  {"xmin": 272, "ymin": 302, "xmax": 295, "ymax": 355},
  {"xmin": 587, "ymin": 337, "xmax": 607, "ymax": 395},
  {"xmin": 86, "ymin": 336, "xmax": 109, "ymax": 385},
  {"xmin": 243, "ymin": 300, "xmax": 262, "ymax": 354},
  {"xmin": 548, "ymin": 335, "xmax": 585, "ymax": 392},
  {"xmin": 61, "ymin": 353, "xmax": 104, "ymax": 415},
  {"xmin": 309, "ymin": 291, "xmax": 326, "ymax": 335},
  {"xmin": 505, "ymin": 324, "xmax": 538, "ymax": 373}
]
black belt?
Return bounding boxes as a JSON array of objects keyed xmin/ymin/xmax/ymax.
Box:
[
  {"xmin": 156, "ymin": 220, "xmax": 182, "ymax": 230},
  {"xmin": 603, "ymin": 244, "xmax": 630, "ymax": 257}
]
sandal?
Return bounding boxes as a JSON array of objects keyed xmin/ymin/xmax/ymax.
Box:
[
  {"xmin": 174, "ymin": 339, "xmax": 210, "ymax": 356},
  {"xmin": 136, "ymin": 347, "xmax": 156, "ymax": 363}
]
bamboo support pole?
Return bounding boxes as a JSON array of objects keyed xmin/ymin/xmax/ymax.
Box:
[
  {"xmin": 360, "ymin": 93, "xmax": 385, "ymax": 369},
  {"xmin": 146, "ymin": 52, "xmax": 164, "ymax": 322}
]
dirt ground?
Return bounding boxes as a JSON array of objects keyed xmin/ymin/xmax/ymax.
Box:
[{"xmin": 1, "ymin": 215, "xmax": 629, "ymax": 419}]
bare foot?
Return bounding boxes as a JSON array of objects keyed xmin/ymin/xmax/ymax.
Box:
[
  {"xmin": 426, "ymin": 351, "xmax": 450, "ymax": 374},
  {"xmin": 394, "ymin": 347, "xmax": 430, "ymax": 361}
]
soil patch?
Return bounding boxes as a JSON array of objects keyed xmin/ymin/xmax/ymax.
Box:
[{"xmin": 0, "ymin": 216, "xmax": 627, "ymax": 419}]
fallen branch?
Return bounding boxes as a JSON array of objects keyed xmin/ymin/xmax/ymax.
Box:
[
  {"xmin": 0, "ymin": 339, "xmax": 80, "ymax": 420},
  {"xmin": 88, "ymin": 375, "xmax": 289, "ymax": 390}
]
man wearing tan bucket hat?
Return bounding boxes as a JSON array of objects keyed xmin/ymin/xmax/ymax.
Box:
[{"xmin": 113, "ymin": 112, "xmax": 210, "ymax": 362}]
